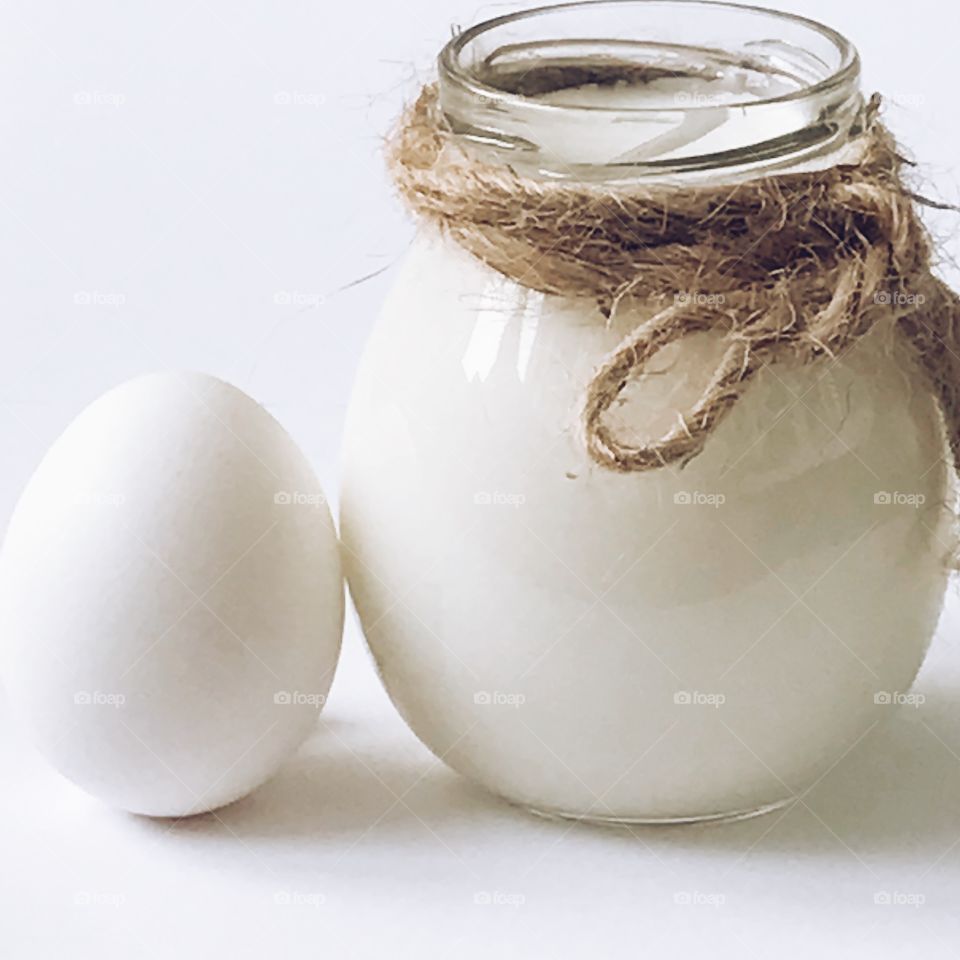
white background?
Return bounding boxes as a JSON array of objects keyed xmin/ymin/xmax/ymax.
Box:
[{"xmin": 2, "ymin": 0, "xmax": 960, "ymax": 956}]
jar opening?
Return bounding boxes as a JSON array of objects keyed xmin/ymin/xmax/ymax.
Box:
[{"xmin": 438, "ymin": 0, "xmax": 864, "ymax": 180}]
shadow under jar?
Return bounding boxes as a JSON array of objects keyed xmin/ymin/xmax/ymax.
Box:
[{"xmin": 341, "ymin": 0, "xmax": 954, "ymax": 823}]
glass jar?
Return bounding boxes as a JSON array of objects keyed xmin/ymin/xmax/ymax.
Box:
[{"xmin": 341, "ymin": 0, "xmax": 954, "ymax": 823}]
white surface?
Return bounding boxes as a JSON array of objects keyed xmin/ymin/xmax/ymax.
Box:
[{"xmin": 1, "ymin": 0, "xmax": 960, "ymax": 956}]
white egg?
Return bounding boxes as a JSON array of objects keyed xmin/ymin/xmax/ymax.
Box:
[{"xmin": 0, "ymin": 372, "xmax": 343, "ymax": 817}]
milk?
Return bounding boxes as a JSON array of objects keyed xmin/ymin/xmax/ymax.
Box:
[{"xmin": 341, "ymin": 74, "xmax": 952, "ymax": 822}]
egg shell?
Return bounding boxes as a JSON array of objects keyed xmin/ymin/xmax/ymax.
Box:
[{"xmin": 0, "ymin": 372, "xmax": 343, "ymax": 816}]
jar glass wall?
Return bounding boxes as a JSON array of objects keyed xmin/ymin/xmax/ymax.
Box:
[{"xmin": 341, "ymin": 0, "xmax": 954, "ymax": 823}]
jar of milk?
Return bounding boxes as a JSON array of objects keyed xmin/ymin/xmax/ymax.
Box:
[{"xmin": 341, "ymin": 0, "xmax": 954, "ymax": 823}]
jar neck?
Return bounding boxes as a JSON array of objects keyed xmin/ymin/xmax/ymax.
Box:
[{"xmin": 437, "ymin": 0, "xmax": 864, "ymax": 183}]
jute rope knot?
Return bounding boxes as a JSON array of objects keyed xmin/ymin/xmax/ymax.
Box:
[{"xmin": 388, "ymin": 83, "xmax": 960, "ymax": 474}]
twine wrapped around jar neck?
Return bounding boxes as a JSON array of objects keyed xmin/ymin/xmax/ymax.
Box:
[{"xmin": 387, "ymin": 83, "xmax": 960, "ymax": 474}]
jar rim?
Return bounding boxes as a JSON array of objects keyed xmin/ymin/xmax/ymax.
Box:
[
  {"xmin": 436, "ymin": 0, "xmax": 865, "ymax": 179},
  {"xmin": 439, "ymin": 0, "xmax": 860, "ymax": 115}
]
